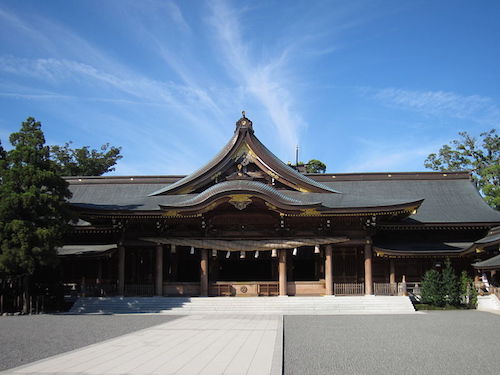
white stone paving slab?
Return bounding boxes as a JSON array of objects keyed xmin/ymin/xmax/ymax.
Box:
[{"xmin": 0, "ymin": 314, "xmax": 282, "ymax": 375}]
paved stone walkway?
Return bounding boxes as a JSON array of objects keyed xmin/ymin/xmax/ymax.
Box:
[{"xmin": 1, "ymin": 315, "xmax": 282, "ymax": 375}]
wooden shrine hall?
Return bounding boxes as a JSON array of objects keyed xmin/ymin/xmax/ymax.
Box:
[{"xmin": 59, "ymin": 114, "xmax": 500, "ymax": 297}]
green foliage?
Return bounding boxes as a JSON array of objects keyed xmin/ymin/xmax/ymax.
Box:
[
  {"xmin": 0, "ymin": 117, "xmax": 72, "ymax": 276},
  {"xmin": 459, "ymin": 271, "xmax": 477, "ymax": 308},
  {"xmin": 441, "ymin": 259, "xmax": 460, "ymax": 305},
  {"xmin": 305, "ymin": 159, "xmax": 327, "ymax": 173},
  {"xmin": 420, "ymin": 260, "xmax": 477, "ymax": 308},
  {"xmin": 424, "ymin": 129, "xmax": 499, "ymax": 209},
  {"xmin": 50, "ymin": 141, "xmax": 122, "ymax": 176},
  {"xmin": 421, "ymin": 269, "xmax": 444, "ymax": 306},
  {"xmin": 0, "ymin": 140, "xmax": 6, "ymax": 177}
]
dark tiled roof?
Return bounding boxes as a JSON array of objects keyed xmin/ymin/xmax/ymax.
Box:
[
  {"xmin": 473, "ymin": 254, "xmax": 500, "ymax": 269},
  {"xmin": 163, "ymin": 180, "xmax": 319, "ymax": 207},
  {"xmin": 149, "ymin": 133, "xmax": 240, "ymax": 195},
  {"xmin": 149, "ymin": 125, "xmax": 339, "ymax": 195},
  {"xmin": 374, "ymin": 241, "xmax": 473, "ymax": 255},
  {"xmin": 319, "ymin": 179, "xmax": 500, "ymax": 223},
  {"xmin": 475, "ymin": 226, "xmax": 500, "ymax": 245},
  {"xmin": 66, "ymin": 173, "xmax": 500, "ymax": 224}
]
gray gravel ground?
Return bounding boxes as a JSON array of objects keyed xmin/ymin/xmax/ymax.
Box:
[
  {"xmin": 284, "ymin": 311, "xmax": 500, "ymax": 375},
  {"xmin": 0, "ymin": 314, "xmax": 181, "ymax": 371}
]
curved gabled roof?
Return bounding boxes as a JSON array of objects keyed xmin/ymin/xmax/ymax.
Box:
[
  {"xmin": 161, "ymin": 180, "xmax": 321, "ymax": 208},
  {"xmin": 149, "ymin": 116, "xmax": 339, "ymax": 195}
]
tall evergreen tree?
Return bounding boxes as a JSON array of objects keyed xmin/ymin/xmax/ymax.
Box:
[
  {"xmin": 0, "ymin": 118, "xmax": 72, "ymax": 277},
  {"xmin": 441, "ymin": 258, "xmax": 460, "ymax": 306},
  {"xmin": 420, "ymin": 269, "xmax": 444, "ymax": 306},
  {"xmin": 0, "ymin": 140, "xmax": 6, "ymax": 177}
]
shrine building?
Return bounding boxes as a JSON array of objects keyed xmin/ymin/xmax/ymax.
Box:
[{"xmin": 59, "ymin": 114, "xmax": 500, "ymax": 297}]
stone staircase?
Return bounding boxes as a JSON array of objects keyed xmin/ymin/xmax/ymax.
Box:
[
  {"xmin": 69, "ymin": 296, "xmax": 416, "ymax": 315},
  {"xmin": 477, "ymin": 294, "xmax": 500, "ymax": 311}
]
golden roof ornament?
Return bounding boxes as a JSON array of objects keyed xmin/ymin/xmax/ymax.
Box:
[{"xmin": 235, "ymin": 110, "xmax": 253, "ymax": 132}]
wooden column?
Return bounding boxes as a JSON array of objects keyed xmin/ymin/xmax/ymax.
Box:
[
  {"xmin": 155, "ymin": 244, "xmax": 163, "ymax": 296},
  {"xmin": 118, "ymin": 245, "xmax": 125, "ymax": 296},
  {"xmin": 325, "ymin": 245, "xmax": 333, "ymax": 295},
  {"xmin": 364, "ymin": 238, "xmax": 373, "ymax": 295},
  {"xmin": 97, "ymin": 259, "xmax": 103, "ymax": 284},
  {"xmin": 200, "ymin": 249, "xmax": 208, "ymax": 297},
  {"xmin": 170, "ymin": 245, "xmax": 178, "ymax": 281},
  {"xmin": 389, "ymin": 258, "xmax": 396, "ymax": 284},
  {"xmin": 279, "ymin": 249, "xmax": 287, "ymax": 296}
]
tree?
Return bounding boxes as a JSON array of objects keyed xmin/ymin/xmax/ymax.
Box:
[
  {"xmin": 50, "ymin": 141, "xmax": 122, "ymax": 176},
  {"xmin": 305, "ymin": 159, "xmax": 327, "ymax": 173},
  {"xmin": 441, "ymin": 259, "xmax": 460, "ymax": 306},
  {"xmin": 0, "ymin": 117, "xmax": 72, "ymax": 278},
  {"xmin": 420, "ymin": 269, "xmax": 444, "ymax": 306},
  {"xmin": 459, "ymin": 271, "xmax": 477, "ymax": 308},
  {"xmin": 0, "ymin": 140, "xmax": 6, "ymax": 177},
  {"xmin": 424, "ymin": 129, "xmax": 499, "ymax": 209}
]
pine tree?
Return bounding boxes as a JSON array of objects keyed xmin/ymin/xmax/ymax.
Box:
[
  {"xmin": 0, "ymin": 118, "xmax": 72, "ymax": 277},
  {"xmin": 441, "ymin": 258, "xmax": 460, "ymax": 306},
  {"xmin": 459, "ymin": 271, "xmax": 477, "ymax": 308},
  {"xmin": 421, "ymin": 269, "xmax": 444, "ymax": 306}
]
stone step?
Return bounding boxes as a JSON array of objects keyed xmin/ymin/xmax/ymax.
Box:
[
  {"xmin": 477, "ymin": 295, "xmax": 500, "ymax": 311},
  {"xmin": 69, "ymin": 296, "xmax": 415, "ymax": 315}
]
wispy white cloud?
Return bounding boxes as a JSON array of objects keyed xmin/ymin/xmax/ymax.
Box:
[
  {"xmin": 207, "ymin": 1, "xmax": 305, "ymax": 152},
  {"xmin": 367, "ymin": 87, "xmax": 500, "ymax": 127}
]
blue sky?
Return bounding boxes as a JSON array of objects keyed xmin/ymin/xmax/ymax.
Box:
[{"xmin": 0, "ymin": 0, "xmax": 499, "ymax": 175}]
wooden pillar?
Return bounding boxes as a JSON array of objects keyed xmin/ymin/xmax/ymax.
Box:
[
  {"xmin": 155, "ymin": 244, "xmax": 163, "ymax": 296},
  {"xmin": 200, "ymin": 249, "xmax": 208, "ymax": 297},
  {"xmin": 325, "ymin": 245, "xmax": 333, "ymax": 295},
  {"xmin": 170, "ymin": 245, "xmax": 178, "ymax": 281},
  {"xmin": 389, "ymin": 258, "xmax": 396, "ymax": 284},
  {"xmin": 279, "ymin": 249, "xmax": 287, "ymax": 296},
  {"xmin": 118, "ymin": 245, "xmax": 125, "ymax": 296},
  {"xmin": 364, "ymin": 238, "xmax": 373, "ymax": 295},
  {"xmin": 97, "ymin": 258, "xmax": 103, "ymax": 284}
]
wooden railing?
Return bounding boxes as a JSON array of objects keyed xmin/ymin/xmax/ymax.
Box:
[
  {"xmin": 258, "ymin": 283, "xmax": 279, "ymax": 296},
  {"xmin": 374, "ymin": 283, "xmax": 398, "ymax": 296},
  {"xmin": 209, "ymin": 284, "xmax": 232, "ymax": 297},
  {"xmin": 124, "ymin": 284, "xmax": 154, "ymax": 297},
  {"xmin": 81, "ymin": 282, "xmax": 118, "ymax": 297},
  {"xmin": 334, "ymin": 283, "xmax": 364, "ymax": 295}
]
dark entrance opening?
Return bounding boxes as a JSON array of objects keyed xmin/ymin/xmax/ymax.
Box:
[{"xmin": 216, "ymin": 251, "xmax": 276, "ymax": 281}]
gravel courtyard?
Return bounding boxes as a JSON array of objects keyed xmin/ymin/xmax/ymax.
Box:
[
  {"xmin": 0, "ymin": 314, "xmax": 181, "ymax": 371},
  {"xmin": 0, "ymin": 311, "xmax": 499, "ymax": 374},
  {"xmin": 284, "ymin": 310, "xmax": 500, "ymax": 375}
]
